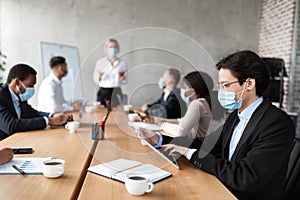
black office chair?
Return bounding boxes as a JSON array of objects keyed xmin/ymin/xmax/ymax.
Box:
[{"xmin": 283, "ymin": 131, "xmax": 300, "ymax": 200}]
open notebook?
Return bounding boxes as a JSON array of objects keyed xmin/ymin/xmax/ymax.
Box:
[{"xmin": 87, "ymin": 158, "xmax": 171, "ymax": 183}]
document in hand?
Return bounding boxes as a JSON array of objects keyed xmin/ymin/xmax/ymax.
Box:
[
  {"xmin": 128, "ymin": 122, "xmax": 162, "ymax": 131},
  {"xmin": 87, "ymin": 158, "xmax": 172, "ymax": 183}
]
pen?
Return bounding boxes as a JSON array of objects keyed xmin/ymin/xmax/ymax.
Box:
[{"xmin": 12, "ymin": 165, "xmax": 26, "ymax": 175}]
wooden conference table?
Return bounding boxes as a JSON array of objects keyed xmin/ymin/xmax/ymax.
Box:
[{"xmin": 0, "ymin": 107, "xmax": 236, "ymax": 200}]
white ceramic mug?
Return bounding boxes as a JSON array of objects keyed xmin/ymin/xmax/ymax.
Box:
[
  {"xmin": 125, "ymin": 174, "xmax": 154, "ymax": 195},
  {"xmin": 85, "ymin": 105, "xmax": 94, "ymax": 113},
  {"xmin": 42, "ymin": 159, "xmax": 65, "ymax": 178},
  {"xmin": 128, "ymin": 113, "xmax": 139, "ymax": 121},
  {"xmin": 65, "ymin": 121, "xmax": 80, "ymax": 133},
  {"xmin": 123, "ymin": 104, "xmax": 133, "ymax": 112}
]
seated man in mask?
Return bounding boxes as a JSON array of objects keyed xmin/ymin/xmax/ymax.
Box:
[
  {"xmin": 38, "ymin": 56, "xmax": 82, "ymax": 113},
  {"xmin": 141, "ymin": 68, "xmax": 186, "ymax": 119},
  {"xmin": 0, "ymin": 63, "xmax": 73, "ymax": 140}
]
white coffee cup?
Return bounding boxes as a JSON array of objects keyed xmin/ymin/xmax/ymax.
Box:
[
  {"xmin": 42, "ymin": 159, "xmax": 65, "ymax": 178},
  {"xmin": 125, "ymin": 174, "xmax": 154, "ymax": 195},
  {"xmin": 85, "ymin": 105, "xmax": 94, "ymax": 113},
  {"xmin": 128, "ymin": 113, "xmax": 139, "ymax": 121},
  {"xmin": 123, "ymin": 104, "xmax": 133, "ymax": 112},
  {"xmin": 65, "ymin": 121, "xmax": 80, "ymax": 133}
]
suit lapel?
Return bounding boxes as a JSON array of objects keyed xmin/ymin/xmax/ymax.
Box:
[
  {"xmin": 3, "ymin": 84, "xmax": 19, "ymax": 118},
  {"xmin": 230, "ymin": 98, "xmax": 271, "ymax": 160}
]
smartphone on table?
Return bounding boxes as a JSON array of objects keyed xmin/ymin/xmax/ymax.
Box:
[{"xmin": 12, "ymin": 147, "xmax": 34, "ymax": 154}]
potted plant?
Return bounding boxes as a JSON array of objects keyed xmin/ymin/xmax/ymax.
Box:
[{"xmin": 0, "ymin": 50, "xmax": 6, "ymax": 82}]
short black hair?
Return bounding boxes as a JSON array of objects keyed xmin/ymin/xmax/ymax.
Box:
[
  {"xmin": 7, "ymin": 64, "xmax": 37, "ymax": 84},
  {"xmin": 216, "ymin": 50, "xmax": 270, "ymax": 96},
  {"xmin": 49, "ymin": 56, "xmax": 66, "ymax": 69},
  {"xmin": 168, "ymin": 68, "xmax": 181, "ymax": 86},
  {"xmin": 184, "ymin": 71, "xmax": 212, "ymax": 109}
]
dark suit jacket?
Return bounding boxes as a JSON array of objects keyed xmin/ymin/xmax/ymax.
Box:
[
  {"xmin": 145, "ymin": 88, "xmax": 186, "ymax": 119},
  {"xmin": 0, "ymin": 83, "xmax": 49, "ymax": 140},
  {"xmin": 190, "ymin": 98, "xmax": 294, "ymax": 200}
]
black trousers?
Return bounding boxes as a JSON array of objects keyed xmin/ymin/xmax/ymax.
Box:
[{"xmin": 97, "ymin": 87, "xmax": 123, "ymax": 107}]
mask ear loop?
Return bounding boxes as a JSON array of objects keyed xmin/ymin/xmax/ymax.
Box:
[
  {"xmin": 16, "ymin": 79, "xmax": 25, "ymax": 95},
  {"xmin": 184, "ymin": 88, "xmax": 196, "ymax": 98},
  {"xmin": 236, "ymin": 81, "xmax": 248, "ymax": 101}
]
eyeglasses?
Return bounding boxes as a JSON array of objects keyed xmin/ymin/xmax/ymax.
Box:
[{"xmin": 218, "ymin": 80, "xmax": 244, "ymax": 91}]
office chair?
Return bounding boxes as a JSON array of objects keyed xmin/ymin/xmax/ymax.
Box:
[{"xmin": 283, "ymin": 131, "xmax": 300, "ymax": 200}]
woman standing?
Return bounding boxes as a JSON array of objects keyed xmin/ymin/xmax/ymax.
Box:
[{"xmin": 93, "ymin": 38, "xmax": 127, "ymax": 107}]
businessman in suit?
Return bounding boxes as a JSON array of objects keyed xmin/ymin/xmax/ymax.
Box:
[
  {"xmin": 141, "ymin": 68, "xmax": 186, "ymax": 119},
  {"xmin": 153, "ymin": 51, "xmax": 294, "ymax": 200},
  {"xmin": 0, "ymin": 64, "xmax": 73, "ymax": 140}
]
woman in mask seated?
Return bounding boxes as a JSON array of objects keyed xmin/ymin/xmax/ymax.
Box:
[{"xmin": 139, "ymin": 71, "xmax": 212, "ymax": 149}]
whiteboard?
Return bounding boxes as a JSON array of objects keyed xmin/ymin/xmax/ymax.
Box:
[{"xmin": 40, "ymin": 42, "xmax": 84, "ymax": 101}]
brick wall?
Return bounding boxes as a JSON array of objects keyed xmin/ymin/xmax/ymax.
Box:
[
  {"xmin": 294, "ymin": 3, "xmax": 300, "ymax": 133},
  {"xmin": 259, "ymin": 0, "xmax": 300, "ymax": 133}
]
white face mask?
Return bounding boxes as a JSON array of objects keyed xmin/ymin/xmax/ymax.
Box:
[{"xmin": 180, "ymin": 88, "xmax": 194, "ymax": 103}]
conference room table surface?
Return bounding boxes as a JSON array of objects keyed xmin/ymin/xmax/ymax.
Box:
[
  {"xmin": 78, "ymin": 108, "xmax": 237, "ymax": 200},
  {"xmin": 0, "ymin": 111, "xmax": 105, "ymax": 200},
  {"xmin": 0, "ymin": 107, "xmax": 236, "ymax": 200}
]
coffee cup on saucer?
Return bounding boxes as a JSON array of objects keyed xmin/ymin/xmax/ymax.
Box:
[
  {"xmin": 125, "ymin": 173, "xmax": 154, "ymax": 195},
  {"xmin": 42, "ymin": 159, "xmax": 65, "ymax": 178},
  {"xmin": 65, "ymin": 121, "xmax": 80, "ymax": 133},
  {"xmin": 128, "ymin": 113, "xmax": 139, "ymax": 121}
]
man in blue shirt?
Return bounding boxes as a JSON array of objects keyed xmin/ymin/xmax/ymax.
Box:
[{"xmin": 151, "ymin": 50, "xmax": 294, "ymax": 200}]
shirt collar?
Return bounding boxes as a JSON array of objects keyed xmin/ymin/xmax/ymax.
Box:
[
  {"xmin": 238, "ymin": 97, "xmax": 263, "ymax": 120},
  {"xmin": 8, "ymin": 86, "xmax": 20, "ymax": 102},
  {"xmin": 49, "ymin": 72, "xmax": 62, "ymax": 84}
]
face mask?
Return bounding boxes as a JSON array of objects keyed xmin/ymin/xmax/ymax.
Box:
[
  {"xmin": 62, "ymin": 69, "xmax": 68, "ymax": 77},
  {"xmin": 180, "ymin": 88, "xmax": 190, "ymax": 103},
  {"xmin": 180, "ymin": 88, "xmax": 193, "ymax": 103},
  {"xmin": 158, "ymin": 77, "xmax": 165, "ymax": 90},
  {"xmin": 218, "ymin": 84, "xmax": 246, "ymax": 110},
  {"xmin": 107, "ymin": 48, "xmax": 118, "ymax": 57},
  {"xmin": 17, "ymin": 81, "xmax": 35, "ymax": 102}
]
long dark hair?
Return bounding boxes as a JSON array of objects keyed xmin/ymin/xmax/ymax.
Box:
[{"xmin": 183, "ymin": 71, "xmax": 212, "ymax": 109}]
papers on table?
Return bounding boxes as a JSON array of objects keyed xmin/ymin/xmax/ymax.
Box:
[
  {"xmin": 0, "ymin": 157, "xmax": 51, "ymax": 174},
  {"xmin": 128, "ymin": 122, "xmax": 162, "ymax": 131},
  {"xmin": 88, "ymin": 158, "xmax": 171, "ymax": 183}
]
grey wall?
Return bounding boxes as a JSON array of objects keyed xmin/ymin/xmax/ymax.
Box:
[{"xmin": 0, "ymin": 0, "xmax": 261, "ymax": 107}]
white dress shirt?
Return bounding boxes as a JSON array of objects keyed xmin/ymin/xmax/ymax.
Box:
[
  {"xmin": 163, "ymin": 90, "xmax": 171, "ymax": 101},
  {"xmin": 228, "ymin": 97, "xmax": 263, "ymax": 160},
  {"xmin": 93, "ymin": 57, "xmax": 127, "ymax": 88},
  {"xmin": 38, "ymin": 73, "xmax": 72, "ymax": 113}
]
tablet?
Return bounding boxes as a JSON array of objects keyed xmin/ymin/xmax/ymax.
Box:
[{"xmin": 138, "ymin": 129, "xmax": 180, "ymax": 169}]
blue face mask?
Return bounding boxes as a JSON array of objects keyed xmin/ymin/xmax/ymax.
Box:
[
  {"xmin": 218, "ymin": 91, "xmax": 242, "ymax": 110},
  {"xmin": 218, "ymin": 83, "xmax": 246, "ymax": 110},
  {"xmin": 180, "ymin": 88, "xmax": 190, "ymax": 103},
  {"xmin": 17, "ymin": 81, "xmax": 35, "ymax": 102},
  {"xmin": 158, "ymin": 77, "xmax": 165, "ymax": 90},
  {"xmin": 107, "ymin": 48, "xmax": 118, "ymax": 57}
]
